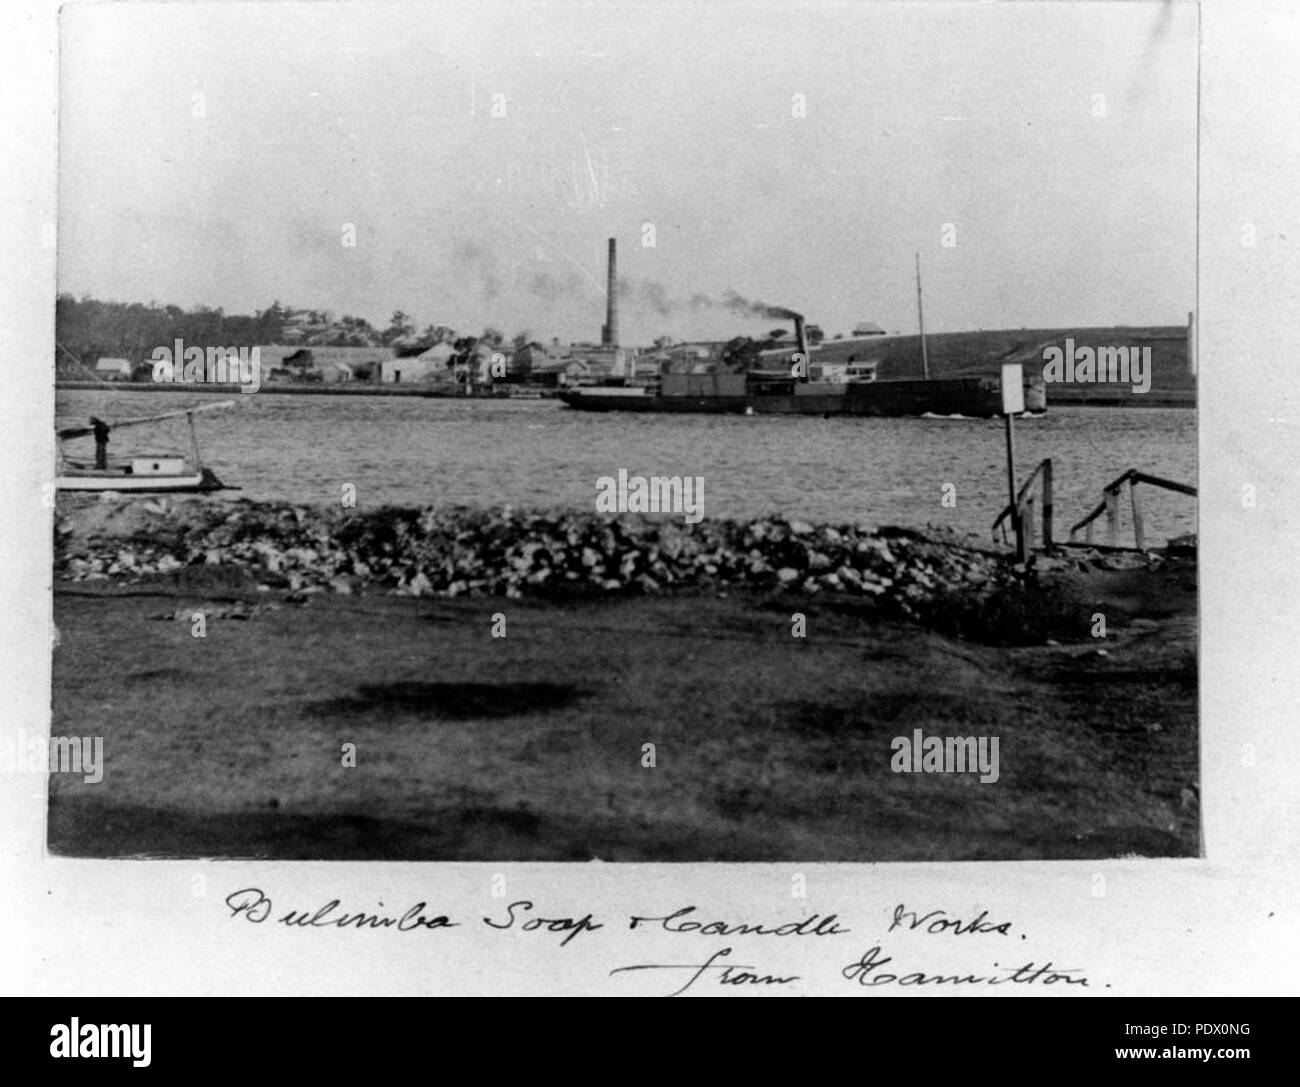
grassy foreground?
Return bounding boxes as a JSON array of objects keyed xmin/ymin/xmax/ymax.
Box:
[{"xmin": 49, "ymin": 561, "xmax": 1197, "ymax": 861}]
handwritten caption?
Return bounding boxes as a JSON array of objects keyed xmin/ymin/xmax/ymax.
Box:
[{"xmin": 224, "ymin": 889, "xmax": 1094, "ymax": 996}]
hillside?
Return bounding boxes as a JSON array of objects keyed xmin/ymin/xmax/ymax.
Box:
[{"xmin": 814, "ymin": 326, "xmax": 1195, "ymax": 405}]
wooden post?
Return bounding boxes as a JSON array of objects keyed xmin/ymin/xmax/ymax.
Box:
[
  {"xmin": 1086, "ymin": 520, "xmax": 1094, "ymax": 545},
  {"xmin": 999, "ymin": 364, "xmax": 1025, "ymax": 561},
  {"xmin": 1005, "ymin": 412, "xmax": 1022, "ymax": 561},
  {"xmin": 1024, "ymin": 494, "xmax": 1036, "ymax": 552},
  {"xmin": 1105, "ymin": 489, "xmax": 1119, "ymax": 546},
  {"xmin": 1042, "ymin": 459, "xmax": 1053, "ymax": 547},
  {"xmin": 1130, "ymin": 480, "xmax": 1145, "ymax": 551},
  {"xmin": 187, "ymin": 412, "xmax": 201, "ymax": 469}
]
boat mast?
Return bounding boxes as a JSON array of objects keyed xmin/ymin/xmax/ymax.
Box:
[
  {"xmin": 187, "ymin": 411, "xmax": 203, "ymax": 469},
  {"xmin": 57, "ymin": 399, "xmax": 236, "ymax": 439},
  {"xmin": 915, "ymin": 251, "xmax": 930, "ymax": 381}
]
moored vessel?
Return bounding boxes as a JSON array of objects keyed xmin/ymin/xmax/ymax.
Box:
[
  {"xmin": 55, "ymin": 401, "xmax": 237, "ymax": 493},
  {"xmin": 559, "ymin": 247, "xmax": 1045, "ymax": 418}
]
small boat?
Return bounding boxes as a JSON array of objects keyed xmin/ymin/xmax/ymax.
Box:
[{"xmin": 55, "ymin": 400, "xmax": 237, "ymax": 493}]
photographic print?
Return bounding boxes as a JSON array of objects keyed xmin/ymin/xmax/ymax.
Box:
[{"xmin": 46, "ymin": 0, "xmax": 1199, "ymax": 864}]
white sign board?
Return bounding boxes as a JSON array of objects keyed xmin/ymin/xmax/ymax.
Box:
[{"xmin": 1000, "ymin": 363, "xmax": 1024, "ymax": 415}]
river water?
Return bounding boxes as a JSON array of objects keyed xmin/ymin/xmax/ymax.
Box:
[{"xmin": 55, "ymin": 391, "xmax": 1198, "ymax": 544}]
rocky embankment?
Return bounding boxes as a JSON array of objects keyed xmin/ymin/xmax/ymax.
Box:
[{"xmin": 54, "ymin": 496, "xmax": 1035, "ymax": 623}]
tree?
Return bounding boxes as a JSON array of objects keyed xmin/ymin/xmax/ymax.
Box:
[
  {"xmin": 480, "ymin": 327, "xmax": 504, "ymax": 347},
  {"xmin": 451, "ymin": 335, "xmax": 481, "ymax": 376},
  {"xmin": 719, "ymin": 336, "xmax": 765, "ymax": 373},
  {"xmin": 382, "ymin": 310, "xmax": 415, "ymax": 345},
  {"xmin": 806, "ymin": 324, "xmax": 825, "ymax": 345}
]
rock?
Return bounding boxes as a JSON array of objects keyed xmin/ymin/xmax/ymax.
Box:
[
  {"xmin": 855, "ymin": 539, "xmax": 895, "ymax": 566},
  {"xmin": 54, "ymin": 499, "xmax": 1079, "ymax": 617},
  {"xmin": 404, "ymin": 571, "xmax": 433, "ymax": 596}
]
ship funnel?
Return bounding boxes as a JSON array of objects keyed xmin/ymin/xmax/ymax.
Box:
[
  {"xmin": 604, "ymin": 238, "xmax": 619, "ymax": 348},
  {"xmin": 793, "ymin": 312, "xmax": 809, "ymax": 382}
]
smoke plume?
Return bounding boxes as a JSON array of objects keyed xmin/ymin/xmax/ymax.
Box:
[{"xmin": 617, "ymin": 280, "xmax": 800, "ymax": 321}]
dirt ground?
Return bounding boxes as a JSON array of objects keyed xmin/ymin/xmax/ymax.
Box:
[{"xmin": 48, "ymin": 558, "xmax": 1198, "ymax": 862}]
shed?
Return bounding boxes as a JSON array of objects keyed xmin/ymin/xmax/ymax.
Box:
[{"xmin": 94, "ymin": 357, "xmax": 134, "ymax": 380}]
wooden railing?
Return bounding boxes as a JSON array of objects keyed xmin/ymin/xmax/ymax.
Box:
[
  {"xmin": 1068, "ymin": 469, "xmax": 1197, "ymax": 550},
  {"xmin": 992, "ymin": 458, "xmax": 1053, "ymax": 558}
]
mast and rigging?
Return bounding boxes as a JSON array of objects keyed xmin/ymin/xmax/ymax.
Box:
[{"xmin": 915, "ymin": 251, "xmax": 930, "ymax": 381}]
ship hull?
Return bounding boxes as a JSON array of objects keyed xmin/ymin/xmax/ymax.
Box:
[
  {"xmin": 559, "ymin": 375, "xmax": 1046, "ymax": 417},
  {"xmin": 54, "ymin": 466, "xmax": 232, "ymax": 493}
]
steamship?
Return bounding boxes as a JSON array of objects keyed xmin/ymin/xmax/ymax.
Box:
[{"xmin": 558, "ymin": 241, "xmax": 1047, "ymax": 418}]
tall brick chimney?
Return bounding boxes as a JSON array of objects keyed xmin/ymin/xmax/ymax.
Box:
[
  {"xmin": 604, "ymin": 238, "xmax": 618, "ymax": 348},
  {"xmin": 793, "ymin": 312, "xmax": 809, "ymax": 382}
]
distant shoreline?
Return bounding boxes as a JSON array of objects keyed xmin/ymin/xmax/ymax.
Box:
[
  {"xmin": 1043, "ymin": 390, "xmax": 1196, "ymax": 409},
  {"xmin": 54, "ymin": 381, "xmax": 546, "ymax": 399},
  {"xmin": 55, "ymin": 380, "xmax": 1195, "ymax": 408}
]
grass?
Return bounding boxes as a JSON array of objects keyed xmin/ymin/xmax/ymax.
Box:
[{"xmin": 48, "ymin": 568, "xmax": 1198, "ymax": 862}]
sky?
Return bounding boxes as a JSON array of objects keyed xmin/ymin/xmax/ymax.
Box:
[{"xmin": 57, "ymin": 0, "xmax": 1198, "ymax": 344}]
